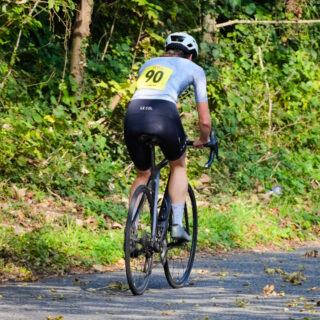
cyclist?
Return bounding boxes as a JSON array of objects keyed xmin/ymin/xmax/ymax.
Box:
[{"xmin": 124, "ymin": 32, "xmax": 211, "ymax": 241}]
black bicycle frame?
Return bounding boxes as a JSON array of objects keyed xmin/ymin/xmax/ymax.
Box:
[{"xmin": 147, "ymin": 143, "xmax": 170, "ymax": 244}]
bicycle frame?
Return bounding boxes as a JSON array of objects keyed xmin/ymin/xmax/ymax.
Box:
[{"xmin": 144, "ymin": 139, "xmax": 170, "ymax": 250}]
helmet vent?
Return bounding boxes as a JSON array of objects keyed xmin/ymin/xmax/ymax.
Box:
[{"xmin": 171, "ymin": 35, "xmax": 185, "ymax": 42}]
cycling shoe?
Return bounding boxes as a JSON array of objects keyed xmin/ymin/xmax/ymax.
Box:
[{"xmin": 171, "ymin": 224, "xmax": 191, "ymax": 241}]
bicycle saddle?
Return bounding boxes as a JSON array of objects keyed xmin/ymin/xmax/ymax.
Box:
[{"xmin": 138, "ymin": 134, "xmax": 161, "ymax": 146}]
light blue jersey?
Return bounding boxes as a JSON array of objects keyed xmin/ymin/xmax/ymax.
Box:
[{"xmin": 131, "ymin": 57, "xmax": 208, "ymax": 104}]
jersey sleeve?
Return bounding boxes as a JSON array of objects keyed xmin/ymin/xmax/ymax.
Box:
[{"xmin": 193, "ymin": 67, "xmax": 208, "ymax": 103}]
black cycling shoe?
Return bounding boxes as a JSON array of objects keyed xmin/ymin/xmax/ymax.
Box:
[{"xmin": 171, "ymin": 224, "xmax": 191, "ymax": 241}]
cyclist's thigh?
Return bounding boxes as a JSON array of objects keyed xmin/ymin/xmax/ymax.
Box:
[{"xmin": 157, "ymin": 108, "xmax": 187, "ymax": 162}]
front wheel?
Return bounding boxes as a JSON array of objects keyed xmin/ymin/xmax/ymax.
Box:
[
  {"xmin": 124, "ymin": 185, "xmax": 154, "ymax": 295},
  {"xmin": 163, "ymin": 184, "xmax": 198, "ymax": 288}
]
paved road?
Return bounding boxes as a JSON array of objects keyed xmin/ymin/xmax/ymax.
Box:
[{"xmin": 0, "ymin": 246, "xmax": 319, "ymax": 320}]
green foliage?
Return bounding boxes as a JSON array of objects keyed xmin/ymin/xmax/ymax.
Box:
[
  {"xmin": 195, "ymin": 1, "xmax": 320, "ymax": 196},
  {"xmin": 0, "ymin": 221, "xmax": 124, "ymax": 277},
  {"xmin": 198, "ymin": 194, "xmax": 320, "ymax": 250}
]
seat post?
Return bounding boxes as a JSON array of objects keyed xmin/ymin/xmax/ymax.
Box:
[{"xmin": 149, "ymin": 143, "xmax": 157, "ymax": 173}]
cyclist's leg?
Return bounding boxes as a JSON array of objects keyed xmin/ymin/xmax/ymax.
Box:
[
  {"xmin": 168, "ymin": 152, "xmax": 188, "ymax": 204},
  {"xmin": 168, "ymin": 152, "xmax": 191, "ymax": 241},
  {"xmin": 129, "ymin": 168, "xmax": 151, "ymax": 201}
]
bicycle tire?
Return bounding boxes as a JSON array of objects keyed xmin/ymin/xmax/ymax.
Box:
[
  {"xmin": 124, "ymin": 185, "xmax": 154, "ymax": 295},
  {"xmin": 163, "ymin": 184, "xmax": 197, "ymax": 288}
]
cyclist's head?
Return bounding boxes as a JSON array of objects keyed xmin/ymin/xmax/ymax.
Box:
[{"xmin": 165, "ymin": 32, "xmax": 198, "ymax": 59}]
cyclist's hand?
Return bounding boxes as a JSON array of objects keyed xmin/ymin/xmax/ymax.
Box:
[{"xmin": 193, "ymin": 137, "xmax": 209, "ymax": 149}]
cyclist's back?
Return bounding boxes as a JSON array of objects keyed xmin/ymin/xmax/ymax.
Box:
[{"xmin": 131, "ymin": 56, "xmax": 207, "ymax": 104}]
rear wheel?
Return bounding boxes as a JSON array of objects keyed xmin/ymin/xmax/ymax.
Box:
[
  {"xmin": 163, "ymin": 184, "xmax": 197, "ymax": 288},
  {"xmin": 124, "ymin": 185, "xmax": 154, "ymax": 295}
]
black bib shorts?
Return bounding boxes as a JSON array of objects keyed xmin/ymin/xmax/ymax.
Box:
[{"xmin": 124, "ymin": 99, "xmax": 187, "ymax": 171}]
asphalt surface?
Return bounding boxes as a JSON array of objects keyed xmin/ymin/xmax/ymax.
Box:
[{"xmin": 0, "ymin": 245, "xmax": 319, "ymax": 320}]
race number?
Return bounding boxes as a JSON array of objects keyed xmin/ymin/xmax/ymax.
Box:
[{"xmin": 137, "ymin": 65, "xmax": 173, "ymax": 90}]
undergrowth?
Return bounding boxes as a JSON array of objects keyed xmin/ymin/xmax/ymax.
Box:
[{"xmin": 0, "ymin": 189, "xmax": 319, "ymax": 282}]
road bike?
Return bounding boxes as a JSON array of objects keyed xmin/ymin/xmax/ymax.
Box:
[{"xmin": 124, "ymin": 130, "xmax": 218, "ymax": 295}]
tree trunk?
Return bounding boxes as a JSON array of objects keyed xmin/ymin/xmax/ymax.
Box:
[
  {"xmin": 70, "ymin": 0, "xmax": 94, "ymax": 89},
  {"xmin": 202, "ymin": 0, "xmax": 216, "ymax": 43}
]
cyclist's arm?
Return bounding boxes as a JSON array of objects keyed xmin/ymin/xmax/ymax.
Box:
[{"xmin": 193, "ymin": 101, "xmax": 211, "ymax": 148}]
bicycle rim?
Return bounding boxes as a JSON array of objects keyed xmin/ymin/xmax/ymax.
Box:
[
  {"xmin": 164, "ymin": 184, "xmax": 197, "ymax": 288},
  {"xmin": 124, "ymin": 185, "xmax": 154, "ymax": 295}
]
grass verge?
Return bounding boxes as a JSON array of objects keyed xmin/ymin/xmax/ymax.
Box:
[{"xmin": 0, "ymin": 188, "xmax": 319, "ymax": 282}]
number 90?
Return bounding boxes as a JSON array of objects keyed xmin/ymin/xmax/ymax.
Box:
[{"xmin": 145, "ymin": 70, "xmax": 164, "ymax": 83}]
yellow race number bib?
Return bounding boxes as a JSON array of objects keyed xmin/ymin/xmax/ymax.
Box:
[{"xmin": 137, "ymin": 65, "xmax": 173, "ymax": 91}]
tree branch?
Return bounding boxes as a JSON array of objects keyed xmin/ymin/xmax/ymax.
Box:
[
  {"xmin": 101, "ymin": 4, "xmax": 119, "ymax": 61},
  {"xmin": 191, "ymin": 19, "xmax": 320, "ymax": 32},
  {"xmin": 215, "ymin": 19, "xmax": 320, "ymax": 29},
  {"xmin": 131, "ymin": 15, "xmax": 144, "ymax": 69}
]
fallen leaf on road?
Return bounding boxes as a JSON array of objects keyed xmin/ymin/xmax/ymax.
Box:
[
  {"xmin": 72, "ymin": 278, "xmax": 88, "ymax": 286},
  {"xmin": 46, "ymin": 316, "xmax": 63, "ymax": 320},
  {"xmin": 275, "ymin": 267, "xmax": 287, "ymax": 275},
  {"xmin": 263, "ymin": 284, "xmax": 276, "ymax": 297},
  {"xmin": 107, "ymin": 281, "xmax": 129, "ymax": 291},
  {"xmin": 212, "ymin": 271, "xmax": 228, "ymax": 277},
  {"xmin": 302, "ymin": 250, "xmax": 318, "ymax": 258},
  {"xmin": 282, "ymin": 271, "xmax": 306, "ymax": 285},
  {"xmin": 287, "ymin": 299, "xmax": 299, "ymax": 307},
  {"xmin": 52, "ymin": 294, "xmax": 65, "ymax": 300},
  {"xmin": 266, "ymin": 268, "xmax": 275, "ymax": 275},
  {"xmin": 197, "ymin": 269, "xmax": 210, "ymax": 274},
  {"xmin": 303, "ymin": 302, "xmax": 314, "ymax": 309},
  {"xmin": 235, "ymin": 297, "xmax": 250, "ymax": 307}
]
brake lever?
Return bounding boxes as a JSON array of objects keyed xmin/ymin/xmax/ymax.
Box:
[
  {"xmin": 203, "ymin": 130, "xmax": 219, "ymax": 168},
  {"xmin": 187, "ymin": 130, "xmax": 219, "ymax": 168}
]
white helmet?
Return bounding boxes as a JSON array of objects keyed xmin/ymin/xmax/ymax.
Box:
[{"xmin": 165, "ymin": 32, "xmax": 199, "ymax": 58}]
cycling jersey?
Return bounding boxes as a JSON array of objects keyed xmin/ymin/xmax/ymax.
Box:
[{"xmin": 131, "ymin": 57, "xmax": 208, "ymax": 104}]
